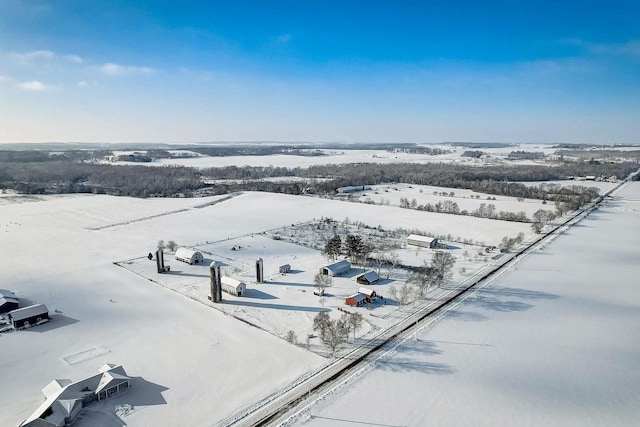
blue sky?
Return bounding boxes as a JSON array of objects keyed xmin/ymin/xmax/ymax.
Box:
[{"xmin": 1, "ymin": 0, "xmax": 639, "ymax": 143}]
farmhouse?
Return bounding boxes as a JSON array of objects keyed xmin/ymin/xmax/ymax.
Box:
[
  {"xmin": 0, "ymin": 288, "xmax": 19, "ymax": 313},
  {"xmin": 407, "ymin": 234, "xmax": 439, "ymax": 249},
  {"xmin": 356, "ymin": 271, "xmax": 380, "ymax": 285},
  {"xmin": 175, "ymin": 247, "xmax": 205, "ymax": 265},
  {"xmin": 221, "ymin": 276, "xmax": 246, "ymax": 296},
  {"xmin": 319, "ymin": 260, "xmax": 351, "ymax": 277},
  {"xmin": 21, "ymin": 364, "xmax": 130, "ymax": 427},
  {"xmin": 8, "ymin": 304, "xmax": 49, "ymax": 329},
  {"xmin": 358, "ymin": 287, "xmax": 378, "ymax": 302},
  {"xmin": 345, "ymin": 293, "xmax": 367, "ymax": 307},
  {"xmin": 279, "ymin": 264, "xmax": 291, "ymax": 274}
]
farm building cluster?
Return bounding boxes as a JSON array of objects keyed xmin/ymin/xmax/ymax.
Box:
[{"xmin": 0, "ymin": 289, "xmax": 49, "ymax": 332}]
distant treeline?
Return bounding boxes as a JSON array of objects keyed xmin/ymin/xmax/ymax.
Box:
[{"xmin": 1, "ymin": 153, "xmax": 638, "ymax": 200}]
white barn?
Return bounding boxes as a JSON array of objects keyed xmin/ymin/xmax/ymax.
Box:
[
  {"xmin": 319, "ymin": 260, "xmax": 351, "ymax": 277},
  {"xmin": 221, "ymin": 276, "xmax": 246, "ymax": 296},
  {"xmin": 175, "ymin": 247, "xmax": 205, "ymax": 265},
  {"xmin": 407, "ymin": 234, "xmax": 439, "ymax": 249}
]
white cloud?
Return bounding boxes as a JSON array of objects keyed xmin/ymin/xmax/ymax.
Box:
[
  {"xmin": 77, "ymin": 81, "xmax": 88, "ymax": 87},
  {"xmin": 275, "ymin": 33, "xmax": 291, "ymax": 44},
  {"xmin": 100, "ymin": 63, "xmax": 156, "ymax": 76},
  {"xmin": 64, "ymin": 54, "xmax": 83, "ymax": 63},
  {"xmin": 17, "ymin": 80, "xmax": 56, "ymax": 92},
  {"xmin": 563, "ymin": 38, "xmax": 640, "ymax": 58},
  {"xmin": 11, "ymin": 50, "xmax": 55, "ymax": 63}
]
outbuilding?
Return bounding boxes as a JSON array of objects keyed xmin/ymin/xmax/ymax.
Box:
[
  {"xmin": 175, "ymin": 247, "xmax": 205, "ymax": 265},
  {"xmin": 357, "ymin": 287, "xmax": 378, "ymax": 302},
  {"xmin": 279, "ymin": 264, "xmax": 291, "ymax": 274},
  {"xmin": 0, "ymin": 289, "xmax": 19, "ymax": 313},
  {"xmin": 407, "ymin": 234, "xmax": 439, "ymax": 249},
  {"xmin": 319, "ymin": 260, "xmax": 351, "ymax": 277},
  {"xmin": 356, "ymin": 271, "xmax": 380, "ymax": 285},
  {"xmin": 8, "ymin": 304, "xmax": 49, "ymax": 329},
  {"xmin": 221, "ymin": 276, "xmax": 247, "ymax": 296},
  {"xmin": 345, "ymin": 293, "xmax": 367, "ymax": 307}
]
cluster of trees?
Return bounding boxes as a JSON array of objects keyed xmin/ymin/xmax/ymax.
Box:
[
  {"xmin": 313, "ymin": 311, "xmax": 364, "ymax": 354},
  {"xmin": 405, "ymin": 251, "xmax": 457, "ymax": 298},
  {"xmin": 322, "ymin": 234, "xmax": 371, "ymax": 266},
  {"xmin": 0, "ymin": 161, "xmax": 203, "ymax": 197},
  {"xmin": 461, "ymin": 150, "xmax": 484, "ymax": 158},
  {"xmin": 499, "ymin": 232, "xmax": 525, "ymax": 252},
  {"xmin": 398, "ymin": 198, "xmax": 530, "ymax": 223},
  {"xmin": 507, "ymin": 151, "xmax": 545, "ymax": 160}
]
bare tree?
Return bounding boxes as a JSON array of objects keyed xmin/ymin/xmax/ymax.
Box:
[
  {"xmin": 166, "ymin": 240, "xmax": 178, "ymax": 252},
  {"xmin": 409, "ymin": 262, "xmax": 438, "ymax": 297},
  {"xmin": 313, "ymin": 272, "xmax": 332, "ymax": 296},
  {"xmin": 286, "ymin": 330, "xmax": 297, "ymax": 344},
  {"xmin": 431, "ymin": 251, "xmax": 456, "ymax": 286},
  {"xmin": 348, "ymin": 312, "xmax": 364, "ymax": 339},
  {"xmin": 398, "ymin": 283, "xmax": 415, "ymax": 305},
  {"xmin": 313, "ymin": 312, "xmax": 331, "ymax": 339},
  {"xmin": 320, "ymin": 318, "xmax": 349, "ymax": 355},
  {"xmin": 157, "ymin": 240, "xmax": 165, "ymax": 249}
]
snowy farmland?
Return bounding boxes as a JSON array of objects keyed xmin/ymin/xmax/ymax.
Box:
[
  {"xmin": 295, "ymin": 182, "xmax": 640, "ymax": 427},
  {"xmin": 0, "ymin": 177, "xmax": 635, "ymax": 427}
]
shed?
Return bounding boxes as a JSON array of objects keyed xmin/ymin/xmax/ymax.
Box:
[
  {"xmin": 356, "ymin": 271, "xmax": 380, "ymax": 285},
  {"xmin": 345, "ymin": 293, "xmax": 367, "ymax": 307},
  {"xmin": 279, "ymin": 264, "xmax": 291, "ymax": 274},
  {"xmin": 8, "ymin": 304, "xmax": 49, "ymax": 329},
  {"xmin": 357, "ymin": 287, "xmax": 378, "ymax": 302},
  {"xmin": 319, "ymin": 260, "xmax": 351, "ymax": 277},
  {"xmin": 407, "ymin": 234, "xmax": 439, "ymax": 249},
  {"xmin": 221, "ymin": 276, "xmax": 246, "ymax": 296},
  {"xmin": 175, "ymin": 247, "xmax": 205, "ymax": 265},
  {"xmin": 0, "ymin": 289, "xmax": 19, "ymax": 313}
]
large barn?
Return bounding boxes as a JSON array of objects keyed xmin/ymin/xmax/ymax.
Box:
[
  {"xmin": 0, "ymin": 289, "xmax": 19, "ymax": 313},
  {"xmin": 175, "ymin": 247, "xmax": 205, "ymax": 265},
  {"xmin": 319, "ymin": 260, "xmax": 351, "ymax": 277},
  {"xmin": 221, "ymin": 276, "xmax": 246, "ymax": 296},
  {"xmin": 407, "ymin": 234, "xmax": 439, "ymax": 249},
  {"xmin": 21, "ymin": 364, "xmax": 131, "ymax": 427},
  {"xmin": 8, "ymin": 304, "xmax": 49, "ymax": 329}
]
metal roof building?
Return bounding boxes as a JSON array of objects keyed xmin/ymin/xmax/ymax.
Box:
[{"xmin": 319, "ymin": 260, "xmax": 351, "ymax": 277}]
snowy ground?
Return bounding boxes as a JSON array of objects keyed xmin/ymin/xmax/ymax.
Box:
[
  {"xmin": 107, "ymin": 144, "xmax": 558, "ymax": 169},
  {"xmin": 0, "ymin": 177, "xmax": 630, "ymax": 426},
  {"xmin": 298, "ymin": 182, "xmax": 640, "ymax": 427},
  {"xmin": 0, "ymin": 190, "xmax": 529, "ymax": 427}
]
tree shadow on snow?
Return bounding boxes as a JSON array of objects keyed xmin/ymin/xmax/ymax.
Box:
[
  {"xmin": 444, "ymin": 309, "xmax": 488, "ymax": 322},
  {"xmin": 467, "ymin": 295, "xmax": 533, "ymax": 312},
  {"xmin": 376, "ymin": 358, "xmax": 455, "ymax": 375},
  {"xmin": 477, "ymin": 286, "xmax": 559, "ymax": 301}
]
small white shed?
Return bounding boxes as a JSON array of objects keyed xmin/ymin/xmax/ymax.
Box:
[
  {"xmin": 175, "ymin": 247, "xmax": 205, "ymax": 265},
  {"xmin": 407, "ymin": 234, "xmax": 439, "ymax": 249},
  {"xmin": 221, "ymin": 276, "xmax": 246, "ymax": 296}
]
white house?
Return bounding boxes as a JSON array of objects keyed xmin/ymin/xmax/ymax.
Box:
[
  {"xmin": 221, "ymin": 276, "xmax": 246, "ymax": 296},
  {"xmin": 319, "ymin": 260, "xmax": 351, "ymax": 277},
  {"xmin": 175, "ymin": 247, "xmax": 205, "ymax": 265},
  {"xmin": 407, "ymin": 234, "xmax": 439, "ymax": 249},
  {"xmin": 21, "ymin": 364, "xmax": 131, "ymax": 427}
]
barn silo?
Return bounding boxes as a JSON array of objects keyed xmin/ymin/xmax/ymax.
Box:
[
  {"xmin": 256, "ymin": 258, "xmax": 264, "ymax": 283},
  {"xmin": 156, "ymin": 248, "xmax": 165, "ymax": 273},
  {"xmin": 209, "ymin": 261, "xmax": 222, "ymax": 303}
]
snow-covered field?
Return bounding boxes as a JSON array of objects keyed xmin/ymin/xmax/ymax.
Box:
[
  {"xmin": 108, "ymin": 143, "xmax": 556, "ymax": 169},
  {"xmin": 298, "ymin": 182, "xmax": 640, "ymax": 427},
  {"xmin": 1, "ymin": 175, "xmax": 635, "ymax": 427},
  {"xmin": 0, "ymin": 190, "xmax": 529, "ymax": 427}
]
